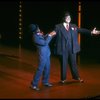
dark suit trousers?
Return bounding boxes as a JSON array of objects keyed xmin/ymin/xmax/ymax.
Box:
[{"xmin": 59, "ymin": 46, "xmax": 80, "ymax": 81}]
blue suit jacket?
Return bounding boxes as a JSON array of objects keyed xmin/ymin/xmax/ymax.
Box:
[
  {"xmin": 33, "ymin": 33, "xmax": 52, "ymax": 58},
  {"xmin": 54, "ymin": 23, "xmax": 91, "ymax": 55}
]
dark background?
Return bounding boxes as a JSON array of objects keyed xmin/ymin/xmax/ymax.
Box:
[
  {"xmin": 0, "ymin": 1, "xmax": 19, "ymax": 45},
  {"xmin": 0, "ymin": 0, "xmax": 100, "ymax": 63},
  {"xmin": 81, "ymin": 1, "xmax": 100, "ymax": 63}
]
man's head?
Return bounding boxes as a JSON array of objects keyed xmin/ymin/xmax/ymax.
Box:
[
  {"xmin": 29, "ymin": 24, "xmax": 40, "ymax": 33},
  {"xmin": 63, "ymin": 12, "xmax": 71, "ymax": 24}
]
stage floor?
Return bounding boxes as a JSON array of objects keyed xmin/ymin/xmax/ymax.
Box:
[{"xmin": 0, "ymin": 44, "xmax": 100, "ymax": 99}]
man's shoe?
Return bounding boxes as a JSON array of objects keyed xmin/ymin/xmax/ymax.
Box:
[
  {"xmin": 30, "ymin": 85, "xmax": 40, "ymax": 91},
  {"xmin": 60, "ymin": 80, "xmax": 66, "ymax": 84},
  {"xmin": 43, "ymin": 83, "xmax": 53, "ymax": 87},
  {"xmin": 78, "ymin": 78, "xmax": 84, "ymax": 83},
  {"xmin": 73, "ymin": 78, "xmax": 84, "ymax": 83}
]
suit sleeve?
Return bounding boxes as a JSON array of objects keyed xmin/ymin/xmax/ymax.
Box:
[{"xmin": 78, "ymin": 27, "xmax": 91, "ymax": 35}]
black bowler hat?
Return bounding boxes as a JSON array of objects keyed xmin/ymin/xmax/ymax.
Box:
[{"xmin": 29, "ymin": 24, "xmax": 39, "ymax": 32}]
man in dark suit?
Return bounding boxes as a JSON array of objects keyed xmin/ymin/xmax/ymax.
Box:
[
  {"xmin": 54, "ymin": 12, "xmax": 99, "ymax": 83},
  {"xmin": 29, "ymin": 24, "xmax": 56, "ymax": 90}
]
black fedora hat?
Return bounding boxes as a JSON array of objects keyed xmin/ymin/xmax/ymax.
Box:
[{"xmin": 29, "ymin": 24, "xmax": 39, "ymax": 32}]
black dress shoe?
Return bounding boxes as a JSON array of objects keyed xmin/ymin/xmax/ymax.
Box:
[
  {"xmin": 43, "ymin": 83, "xmax": 53, "ymax": 87},
  {"xmin": 73, "ymin": 78, "xmax": 84, "ymax": 83},
  {"xmin": 78, "ymin": 78, "xmax": 84, "ymax": 83},
  {"xmin": 30, "ymin": 85, "xmax": 40, "ymax": 91},
  {"xmin": 60, "ymin": 80, "xmax": 66, "ymax": 84}
]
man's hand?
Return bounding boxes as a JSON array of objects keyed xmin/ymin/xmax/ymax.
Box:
[
  {"xmin": 49, "ymin": 31, "xmax": 56, "ymax": 36},
  {"xmin": 91, "ymin": 27, "xmax": 100, "ymax": 35}
]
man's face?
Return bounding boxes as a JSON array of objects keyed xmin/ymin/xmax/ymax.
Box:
[{"xmin": 65, "ymin": 15, "xmax": 71, "ymax": 23}]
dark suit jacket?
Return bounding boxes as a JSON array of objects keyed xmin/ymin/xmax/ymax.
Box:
[{"xmin": 54, "ymin": 23, "xmax": 91, "ymax": 55}]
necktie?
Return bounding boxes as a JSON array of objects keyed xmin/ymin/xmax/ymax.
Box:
[{"xmin": 66, "ymin": 24, "xmax": 69, "ymax": 31}]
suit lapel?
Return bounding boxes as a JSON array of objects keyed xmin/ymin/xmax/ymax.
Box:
[{"xmin": 60, "ymin": 24, "xmax": 68, "ymax": 40}]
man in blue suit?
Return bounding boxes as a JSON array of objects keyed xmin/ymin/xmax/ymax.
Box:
[
  {"xmin": 54, "ymin": 12, "xmax": 99, "ymax": 83},
  {"xmin": 29, "ymin": 24, "xmax": 56, "ymax": 90}
]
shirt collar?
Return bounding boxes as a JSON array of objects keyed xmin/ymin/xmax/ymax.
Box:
[
  {"xmin": 37, "ymin": 32, "xmax": 43, "ymax": 35},
  {"xmin": 63, "ymin": 22, "xmax": 69, "ymax": 27}
]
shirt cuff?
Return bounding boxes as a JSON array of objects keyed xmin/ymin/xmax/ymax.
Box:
[{"xmin": 48, "ymin": 34, "xmax": 52, "ymax": 37}]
